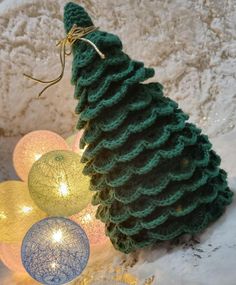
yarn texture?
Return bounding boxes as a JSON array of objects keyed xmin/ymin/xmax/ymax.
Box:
[{"xmin": 64, "ymin": 2, "xmax": 233, "ymax": 254}]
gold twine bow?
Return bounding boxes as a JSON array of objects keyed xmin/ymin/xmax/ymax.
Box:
[{"xmin": 24, "ymin": 24, "xmax": 106, "ymax": 97}]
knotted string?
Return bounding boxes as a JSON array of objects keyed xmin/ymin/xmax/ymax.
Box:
[{"xmin": 24, "ymin": 24, "xmax": 106, "ymax": 97}]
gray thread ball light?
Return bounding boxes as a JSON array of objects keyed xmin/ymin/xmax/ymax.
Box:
[{"xmin": 21, "ymin": 217, "xmax": 90, "ymax": 285}]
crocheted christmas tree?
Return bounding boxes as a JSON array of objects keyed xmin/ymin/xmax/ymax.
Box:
[{"xmin": 64, "ymin": 2, "xmax": 233, "ymax": 254}]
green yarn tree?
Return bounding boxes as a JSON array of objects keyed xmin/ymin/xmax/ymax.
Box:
[{"xmin": 64, "ymin": 2, "xmax": 233, "ymax": 254}]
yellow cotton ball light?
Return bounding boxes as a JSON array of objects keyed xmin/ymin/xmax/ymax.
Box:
[
  {"xmin": 0, "ymin": 243, "xmax": 26, "ymax": 273},
  {"xmin": 71, "ymin": 204, "xmax": 109, "ymax": 247},
  {"xmin": 28, "ymin": 150, "xmax": 92, "ymax": 216},
  {"xmin": 13, "ymin": 130, "xmax": 69, "ymax": 181},
  {"xmin": 0, "ymin": 181, "xmax": 47, "ymax": 243}
]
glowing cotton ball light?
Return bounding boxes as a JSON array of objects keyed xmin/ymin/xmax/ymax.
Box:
[
  {"xmin": 13, "ymin": 130, "xmax": 69, "ymax": 181},
  {"xmin": 21, "ymin": 217, "xmax": 90, "ymax": 285},
  {"xmin": 0, "ymin": 181, "xmax": 46, "ymax": 243},
  {"xmin": 71, "ymin": 204, "xmax": 109, "ymax": 247},
  {"xmin": 66, "ymin": 130, "xmax": 85, "ymax": 155},
  {"xmin": 0, "ymin": 243, "xmax": 26, "ymax": 273},
  {"xmin": 28, "ymin": 150, "xmax": 92, "ymax": 216}
]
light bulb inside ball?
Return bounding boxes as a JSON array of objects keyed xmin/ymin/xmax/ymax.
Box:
[
  {"xmin": 0, "ymin": 211, "xmax": 7, "ymax": 220},
  {"xmin": 58, "ymin": 182, "xmax": 69, "ymax": 197},
  {"xmin": 83, "ymin": 213, "xmax": 93, "ymax": 223},
  {"xmin": 20, "ymin": 206, "xmax": 33, "ymax": 215},
  {"xmin": 52, "ymin": 229, "xmax": 63, "ymax": 243},
  {"xmin": 34, "ymin": 153, "xmax": 42, "ymax": 161},
  {"xmin": 51, "ymin": 262, "xmax": 58, "ymax": 269}
]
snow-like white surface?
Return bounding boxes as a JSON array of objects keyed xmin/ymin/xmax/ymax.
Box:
[{"xmin": 0, "ymin": 0, "xmax": 236, "ymax": 284}]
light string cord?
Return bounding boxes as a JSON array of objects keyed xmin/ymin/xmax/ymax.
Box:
[{"xmin": 24, "ymin": 24, "xmax": 105, "ymax": 97}]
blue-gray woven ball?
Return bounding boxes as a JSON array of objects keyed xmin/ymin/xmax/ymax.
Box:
[{"xmin": 21, "ymin": 217, "xmax": 90, "ymax": 285}]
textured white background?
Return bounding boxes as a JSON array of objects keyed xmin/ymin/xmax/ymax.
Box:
[{"xmin": 0, "ymin": 1, "xmax": 236, "ymax": 285}]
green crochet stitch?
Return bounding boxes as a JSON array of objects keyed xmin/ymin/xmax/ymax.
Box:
[{"xmin": 64, "ymin": 2, "xmax": 233, "ymax": 254}]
